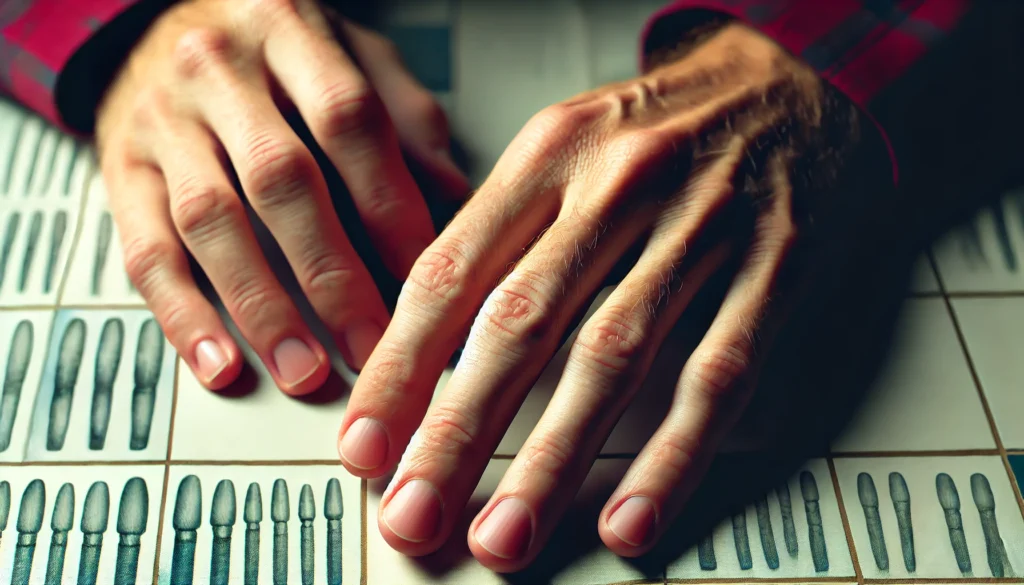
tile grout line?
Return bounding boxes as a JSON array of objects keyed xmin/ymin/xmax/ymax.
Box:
[
  {"xmin": 362, "ymin": 478, "xmax": 368, "ymax": 585},
  {"xmin": 828, "ymin": 457, "xmax": 864, "ymax": 585},
  {"xmin": 930, "ymin": 250, "xmax": 1024, "ymax": 522},
  {"xmin": 151, "ymin": 463, "xmax": 171, "ymax": 585},
  {"xmin": 51, "ymin": 160, "xmax": 94, "ymax": 309}
]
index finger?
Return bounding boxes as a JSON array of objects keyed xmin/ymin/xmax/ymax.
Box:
[{"xmin": 337, "ymin": 153, "xmax": 562, "ymax": 475}]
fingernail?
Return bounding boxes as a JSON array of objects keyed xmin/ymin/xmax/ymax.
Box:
[
  {"xmin": 475, "ymin": 497, "xmax": 533, "ymax": 560},
  {"xmin": 382, "ymin": 479, "xmax": 443, "ymax": 543},
  {"xmin": 339, "ymin": 417, "xmax": 389, "ymax": 470},
  {"xmin": 273, "ymin": 337, "xmax": 321, "ymax": 386},
  {"xmin": 343, "ymin": 320, "xmax": 383, "ymax": 371},
  {"xmin": 608, "ymin": 496, "xmax": 657, "ymax": 547},
  {"xmin": 194, "ymin": 339, "xmax": 228, "ymax": 383}
]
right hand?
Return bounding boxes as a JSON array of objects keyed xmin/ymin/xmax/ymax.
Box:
[{"xmin": 95, "ymin": 0, "xmax": 468, "ymax": 395}]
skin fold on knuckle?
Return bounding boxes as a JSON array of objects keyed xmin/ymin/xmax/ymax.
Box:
[
  {"xmin": 244, "ymin": 138, "xmax": 316, "ymax": 209},
  {"xmin": 475, "ymin": 273, "xmax": 556, "ymax": 353},
  {"xmin": 171, "ymin": 27, "xmax": 232, "ymax": 80},
  {"xmin": 171, "ymin": 181, "xmax": 242, "ymax": 242},
  {"xmin": 684, "ymin": 340, "xmax": 754, "ymax": 409},
  {"xmin": 571, "ymin": 306, "xmax": 649, "ymax": 379},
  {"xmin": 224, "ymin": 277, "xmax": 284, "ymax": 331},
  {"xmin": 417, "ymin": 402, "xmax": 481, "ymax": 461},
  {"xmin": 402, "ymin": 240, "xmax": 474, "ymax": 312},
  {"xmin": 312, "ymin": 81, "xmax": 385, "ymax": 143},
  {"xmin": 519, "ymin": 429, "xmax": 578, "ymax": 483},
  {"xmin": 121, "ymin": 236, "xmax": 177, "ymax": 295}
]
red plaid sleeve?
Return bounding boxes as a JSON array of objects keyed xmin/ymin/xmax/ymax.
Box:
[
  {"xmin": 1, "ymin": 0, "xmax": 140, "ymax": 129},
  {"xmin": 641, "ymin": 0, "xmax": 971, "ymax": 185}
]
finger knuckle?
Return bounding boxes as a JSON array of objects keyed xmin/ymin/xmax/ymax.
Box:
[
  {"xmin": 573, "ymin": 307, "xmax": 649, "ymax": 377},
  {"xmin": 522, "ymin": 104, "xmax": 590, "ymax": 153},
  {"xmin": 304, "ymin": 254, "xmax": 360, "ymax": 301},
  {"xmin": 130, "ymin": 87, "xmax": 172, "ymax": 130},
  {"xmin": 355, "ymin": 182, "xmax": 404, "ymax": 220},
  {"xmin": 122, "ymin": 236, "xmax": 175, "ymax": 289},
  {"xmin": 686, "ymin": 341, "xmax": 753, "ymax": 405},
  {"xmin": 245, "ymin": 138, "xmax": 315, "ymax": 206},
  {"xmin": 476, "ymin": 271, "xmax": 555, "ymax": 349},
  {"xmin": 418, "ymin": 403, "xmax": 479, "ymax": 457},
  {"xmin": 157, "ymin": 299, "xmax": 195, "ymax": 340},
  {"xmin": 403, "ymin": 239, "xmax": 473, "ymax": 309},
  {"xmin": 225, "ymin": 279, "xmax": 278, "ymax": 326},
  {"xmin": 172, "ymin": 27, "xmax": 231, "ymax": 78},
  {"xmin": 601, "ymin": 129, "xmax": 678, "ymax": 191},
  {"xmin": 312, "ymin": 82, "xmax": 385, "ymax": 142},
  {"xmin": 520, "ymin": 431, "xmax": 575, "ymax": 477},
  {"xmin": 172, "ymin": 181, "xmax": 241, "ymax": 240},
  {"xmin": 650, "ymin": 431, "xmax": 702, "ymax": 479}
]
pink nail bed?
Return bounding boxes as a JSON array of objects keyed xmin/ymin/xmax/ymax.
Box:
[
  {"xmin": 339, "ymin": 417, "xmax": 389, "ymax": 470},
  {"xmin": 382, "ymin": 479, "xmax": 442, "ymax": 543},
  {"xmin": 607, "ymin": 496, "xmax": 656, "ymax": 547},
  {"xmin": 475, "ymin": 497, "xmax": 533, "ymax": 560}
]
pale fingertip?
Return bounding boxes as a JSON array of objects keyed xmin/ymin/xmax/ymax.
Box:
[
  {"xmin": 473, "ymin": 497, "xmax": 534, "ymax": 561},
  {"xmin": 338, "ymin": 416, "xmax": 390, "ymax": 473},
  {"xmin": 380, "ymin": 478, "xmax": 443, "ymax": 543},
  {"xmin": 193, "ymin": 338, "xmax": 240, "ymax": 390},
  {"xmin": 341, "ymin": 319, "xmax": 384, "ymax": 372},
  {"xmin": 272, "ymin": 337, "xmax": 329, "ymax": 395},
  {"xmin": 606, "ymin": 496, "xmax": 657, "ymax": 549}
]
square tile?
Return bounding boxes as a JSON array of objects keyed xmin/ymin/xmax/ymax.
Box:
[
  {"xmin": 170, "ymin": 306, "xmax": 363, "ymax": 460},
  {"xmin": 932, "ymin": 189, "xmax": 1024, "ymax": 293},
  {"xmin": 367, "ymin": 459, "xmax": 661, "ymax": 584},
  {"xmin": 0, "ymin": 106, "xmax": 92, "ymax": 202},
  {"xmin": 0, "ymin": 201, "xmax": 81, "ymax": 306},
  {"xmin": 830, "ymin": 299, "xmax": 994, "ymax": 452},
  {"xmin": 909, "ymin": 253, "xmax": 940, "ymax": 294},
  {"xmin": 157, "ymin": 465, "xmax": 361, "ymax": 585},
  {"xmin": 0, "ymin": 465, "xmax": 164, "ymax": 585},
  {"xmin": 0, "ymin": 310, "xmax": 53, "ymax": 461},
  {"xmin": 951, "ymin": 297, "xmax": 1024, "ymax": 448},
  {"xmin": 834, "ymin": 456, "xmax": 1024, "ymax": 578},
  {"xmin": 452, "ymin": 0, "xmax": 592, "ymax": 184},
  {"xmin": 24, "ymin": 309, "xmax": 176, "ymax": 461},
  {"xmin": 666, "ymin": 459, "xmax": 855, "ymax": 579},
  {"xmin": 61, "ymin": 173, "xmax": 144, "ymax": 306}
]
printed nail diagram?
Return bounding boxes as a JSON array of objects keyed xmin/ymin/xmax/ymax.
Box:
[
  {"xmin": 0, "ymin": 468, "xmax": 161, "ymax": 585},
  {"xmin": 159, "ymin": 469, "xmax": 359, "ymax": 585},
  {"xmin": 0, "ymin": 207, "xmax": 75, "ymax": 304},
  {"xmin": 0, "ymin": 113, "xmax": 89, "ymax": 200},
  {"xmin": 62, "ymin": 176, "xmax": 142, "ymax": 305},
  {"xmin": 668, "ymin": 463, "xmax": 854, "ymax": 578},
  {"xmin": 25, "ymin": 310, "xmax": 175, "ymax": 461},
  {"xmin": 839, "ymin": 459, "xmax": 1024, "ymax": 578},
  {"xmin": 0, "ymin": 312, "xmax": 50, "ymax": 461}
]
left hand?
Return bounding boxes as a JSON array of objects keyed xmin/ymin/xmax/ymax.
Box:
[{"xmin": 338, "ymin": 21, "xmax": 872, "ymax": 569}]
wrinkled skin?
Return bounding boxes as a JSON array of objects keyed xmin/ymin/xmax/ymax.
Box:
[
  {"xmin": 338, "ymin": 21, "xmax": 867, "ymax": 571},
  {"xmin": 96, "ymin": 0, "xmax": 468, "ymax": 395}
]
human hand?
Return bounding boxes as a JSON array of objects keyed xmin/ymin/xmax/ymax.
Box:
[
  {"xmin": 95, "ymin": 0, "xmax": 468, "ymax": 394},
  {"xmin": 337, "ymin": 21, "xmax": 883, "ymax": 569}
]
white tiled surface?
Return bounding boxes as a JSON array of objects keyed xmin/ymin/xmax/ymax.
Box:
[
  {"xmin": 830, "ymin": 299, "xmax": 994, "ymax": 453},
  {"xmin": 834, "ymin": 456, "xmax": 1024, "ymax": 578},
  {"xmin": 2, "ymin": 0, "xmax": 1024, "ymax": 583},
  {"xmin": 951, "ymin": 297, "xmax": 1024, "ymax": 449}
]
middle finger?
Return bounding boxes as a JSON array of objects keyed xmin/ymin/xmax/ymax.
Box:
[{"xmin": 178, "ymin": 31, "xmax": 392, "ymax": 371}]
